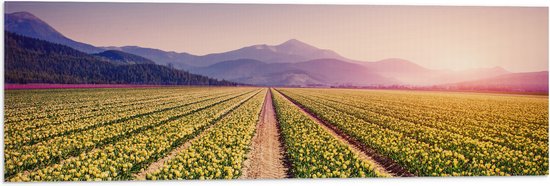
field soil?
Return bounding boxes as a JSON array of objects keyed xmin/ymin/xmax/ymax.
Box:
[{"xmin": 241, "ymin": 89, "xmax": 288, "ymax": 179}]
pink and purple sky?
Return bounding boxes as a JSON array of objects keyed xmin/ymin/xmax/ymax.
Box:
[{"xmin": 5, "ymin": 2, "xmax": 548, "ymax": 72}]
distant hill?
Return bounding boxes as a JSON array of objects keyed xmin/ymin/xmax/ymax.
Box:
[
  {"xmin": 362, "ymin": 58, "xmax": 435, "ymax": 85},
  {"xmin": 4, "ymin": 32, "xmax": 236, "ymax": 86},
  {"xmin": 5, "ymin": 11, "xmax": 103, "ymax": 53},
  {"xmin": 191, "ymin": 57, "xmax": 516, "ymax": 87},
  {"xmin": 361, "ymin": 58, "xmax": 512, "ymax": 85},
  {"xmin": 187, "ymin": 39, "xmax": 349, "ymax": 67},
  {"xmin": 191, "ymin": 59, "xmax": 325, "ymax": 86},
  {"xmin": 191, "ymin": 58, "xmax": 397, "ymax": 86},
  {"xmin": 101, "ymin": 46, "xmax": 196, "ymax": 69},
  {"xmin": 108, "ymin": 41, "xmax": 516, "ymax": 86},
  {"xmin": 436, "ymin": 71, "xmax": 548, "ymax": 92},
  {"xmin": 103, "ymin": 39, "xmax": 349, "ymax": 68},
  {"xmin": 93, "ymin": 50, "xmax": 156, "ymax": 65}
]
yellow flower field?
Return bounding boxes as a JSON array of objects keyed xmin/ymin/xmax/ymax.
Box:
[
  {"xmin": 277, "ymin": 88, "xmax": 548, "ymax": 176},
  {"xmin": 3, "ymin": 87, "xmax": 548, "ymax": 181}
]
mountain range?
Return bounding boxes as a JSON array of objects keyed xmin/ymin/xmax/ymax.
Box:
[
  {"xmin": 437, "ymin": 71, "xmax": 549, "ymax": 92},
  {"xmin": 5, "ymin": 11, "xmax": 103, "ymax": 53},
  {"xmin": 100, "ymin": 39, "xmax": 517, "ymax": 86},
  {"xmin": 101, "ymin": 38, "xmax": 351, "ymax": 69},
  {"xmin": 93, "ymin": 50, "xmax": 156, "ymax": 65},
  {"xmin": 190, "ymin": 58, "xmax": 397, "ymax": 86},
  {"xmin": 96, "ymin": 34, "xmax": 523, "ymax": 86},
  {"xmin": 5, "ymin": 32, "xmax": 236, "ymax": 86},
  {"xmin": 4, "ymin": 11, "xmax": 548, "ymax": 92}
]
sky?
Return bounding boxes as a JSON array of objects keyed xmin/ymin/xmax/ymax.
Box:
[{"xmin": 5, "ymin": 2, "xmax": 549, "ymax": 72}]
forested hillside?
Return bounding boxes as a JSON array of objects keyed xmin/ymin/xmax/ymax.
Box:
[{"xmin": 4, "ymin": 32, "xmax": 237, "ymax": 86}]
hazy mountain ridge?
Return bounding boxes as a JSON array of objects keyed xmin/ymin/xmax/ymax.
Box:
[
  {"xmin": 361, "ymin": 58, "xmax": 512, "ymax": 85},
  {"xmin": 102, "ymin": 38, "xmax": 349, "ymax": 68},
  {"xmin": 101, "ymin": 46, "xmax": 195, "ymax": 69},
  {"xmin": 5, "ymin": 32, "xmax": 236, "ymax": 86},
  {"xmin": 93, "ymin": 50, "xmax": 156, "ymax": 65},
  {"xmin": 5, "ymin": 12, "xmax": 104, "ymax": 53},
  {"xmin": 191, "ymin": 39, "xmax": 349, "ymax": 66},
  {"xmin": 436, "ymin": 71, "xmax": 549, "ymax": 92},
  {"xmin": 191, "ymin": 58, "xmax": 398, "ymax": 86},
  {"xmin": 106, "ymin": 41, "xmax": 519, "ymax": 86}
]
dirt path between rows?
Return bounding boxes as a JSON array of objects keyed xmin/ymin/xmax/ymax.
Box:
[
  {"xmin": 133, "ymin": 123, "xmax": 216, "ymax": 180},
  {"xmin": 276, "ymin": 89, "xmax": 414, "ymax": 177},
  {"xmin": 240, "ymin": 89, "xmax": 288, "ymax": 179}
]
